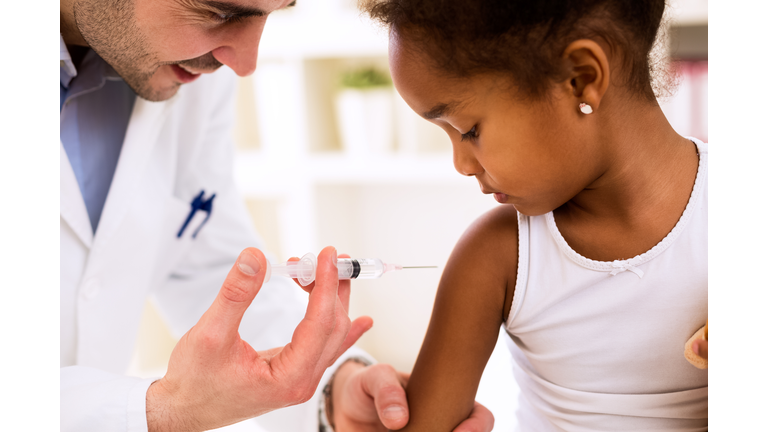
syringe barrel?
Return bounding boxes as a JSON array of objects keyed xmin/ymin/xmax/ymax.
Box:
[
  {"xmin": 338, "ymin": 258, "xmax": 385, "ymax": 280},
  {"xmin": 272, "ymin": 254, "xmax": 396, "ymax": 286}
]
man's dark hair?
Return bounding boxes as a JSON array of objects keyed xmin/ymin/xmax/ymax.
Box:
[{"xmin": 363, "ymin": 0, "xmax": 667, "ymax": 101}]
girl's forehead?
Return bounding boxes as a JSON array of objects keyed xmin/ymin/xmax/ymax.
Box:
[
  {"xmin": 390, "ymin": 40, "xmax": 508, "ymax": 121},
  {"xmin": 388, "ymin": 31, "xmax": 427, "ymax": 83},
  {"xmin": 389, "ymin": 34, "xmax": 470, "ymax": 113}
]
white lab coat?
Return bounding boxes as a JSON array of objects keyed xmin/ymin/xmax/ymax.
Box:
[{"xmin": 60, "ymin": 68, "xmax": 370, "ymax": 431}]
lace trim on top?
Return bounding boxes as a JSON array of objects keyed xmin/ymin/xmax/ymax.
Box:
[{"xmin": 545, "ymin": 139, "xmax": 707, "ymax": 275}]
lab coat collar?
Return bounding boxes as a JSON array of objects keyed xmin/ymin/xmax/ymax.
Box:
[
  {"xmin": 60, "ymin": 35, "xmax": 92, "ymax": 248},
  {"xmin": 90, "ymin": 96, "xmax": 174, "ymax": 250},
  {"xmin": 59, "ymin": 33, "xmax": 180, "ymax": 250},
  {"xmin": 60, "ymin": 98, "xmax": 173, "ymax": 250},
  {"xmin": 61, "ymin": 144, "xmax": 94, "ymax": 248}
]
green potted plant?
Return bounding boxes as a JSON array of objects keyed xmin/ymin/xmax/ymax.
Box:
[{"xmin": 335, "ymin": 67, "xmax": 395, "ymax": 156}]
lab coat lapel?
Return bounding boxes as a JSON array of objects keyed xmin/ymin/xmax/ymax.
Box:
[
  {"xmin": 93, "ymin": 97, "xmax": 172, "ymax": 247},
  {"xmin": 60, "ymin": 144, "xmax": 93, "ymax": 248}
]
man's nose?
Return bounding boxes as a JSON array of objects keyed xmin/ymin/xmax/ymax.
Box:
[
  {"xmin": 212, "ymin": 20, "xmax": 266, "ymax": 77},
  {"xmin": 452, "ymin": 141, "xmax": 483, "ymax": 177}
]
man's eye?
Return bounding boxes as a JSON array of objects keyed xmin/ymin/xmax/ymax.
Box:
[
  {"xmin": 211, "ymin": 12, "xmax": 242, "ymax": 23},
  {"xmin": 460, "ymin": 126, "xmax": 478, "ymax": 142}
]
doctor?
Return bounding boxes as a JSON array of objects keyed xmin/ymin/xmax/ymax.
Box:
[{"xmin": 59, "ymin": 0, "xmax": 494, "ymax": 431}]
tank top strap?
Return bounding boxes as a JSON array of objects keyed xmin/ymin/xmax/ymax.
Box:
[
  {"xmin": 505, "ymin": 212, "xmax": 530, "ymax": 328},
  {"xmin": 689, "ymin": 137, "xmax": 708, "ymax": 155}
]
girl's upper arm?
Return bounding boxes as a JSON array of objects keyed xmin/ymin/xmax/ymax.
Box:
[{"xmin": 399, "ymin": 206, "xmax": 519, "ymax": 431}]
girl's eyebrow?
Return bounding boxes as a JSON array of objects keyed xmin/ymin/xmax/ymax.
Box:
[{"xmin": 423, "ymin": 102, "xmax": 455, "ymax": 119}]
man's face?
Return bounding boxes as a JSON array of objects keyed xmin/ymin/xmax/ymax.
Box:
[{"xmin": 73, "ymin": 0, "xmax": 294, "ymax": 101}]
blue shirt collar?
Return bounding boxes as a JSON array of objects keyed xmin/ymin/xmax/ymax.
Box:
[
  {"xmin": 60, "ymin": 35, "xmax": 77, "ymax": 88},
  {"xmin": 60, "ymin": 34, "xmax": 123, "ymax": 91}
]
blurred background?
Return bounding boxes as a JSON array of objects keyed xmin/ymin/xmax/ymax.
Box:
[{"xmin": 127, "ymin": 0, "xmax": 707, "ymax": 429}]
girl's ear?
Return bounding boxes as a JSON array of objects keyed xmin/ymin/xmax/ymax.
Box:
[{"xmin": 562, "ymin": 39, "xmax": 611, "ymax": 112}]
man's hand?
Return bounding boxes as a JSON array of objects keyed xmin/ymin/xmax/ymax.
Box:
[
  {"xmin": 146, "ymin": 246, "xmax": 372, "ymax": 431},
  {"xmin": 330, "ymin": 361, "xmax": 495, "ymax": 432}
]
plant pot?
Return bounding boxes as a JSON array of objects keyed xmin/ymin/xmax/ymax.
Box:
[{"xmin": 335, "ymin": 88, "xmax": 395, "ymax": 156}]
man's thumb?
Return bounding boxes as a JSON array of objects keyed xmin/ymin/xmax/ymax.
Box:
[{"xmin": 199, "ymin": 247, "xmax": 268, "ymax": 339}]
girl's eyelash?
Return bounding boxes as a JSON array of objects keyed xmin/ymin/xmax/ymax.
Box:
[{"xmin": 460, "ymin": 126, "xmax": 478, "ymax": 142}]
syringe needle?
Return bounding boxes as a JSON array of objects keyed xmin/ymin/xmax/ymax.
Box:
[{"xmin": 401, "ymin": 266, "xmax": 438, "ymax": 269}]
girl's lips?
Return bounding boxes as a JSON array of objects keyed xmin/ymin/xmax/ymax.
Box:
[
  {"xmin": 171, "ymin": 64, "xmax": 201, "ymax": 84},
  {"xmin": 493, "ymin": 193, "xmax": 508, "ymax": 203}
]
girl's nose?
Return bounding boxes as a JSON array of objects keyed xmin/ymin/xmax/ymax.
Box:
[{"xmin": 453, "ymin": 143, "xmax": 483, "ymax": 177}]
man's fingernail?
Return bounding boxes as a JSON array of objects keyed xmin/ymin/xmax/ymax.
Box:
[
  {"xmin": 692, "ymin": 341, "xmax": 699, "ymax": 356},
  {"xmin": 382, "ymin": 406, "xmax": 406, "ymax": 420},
  {"xmin": 238, "ymin": 253, "xmax": 261, "ymax": 276},
  {"xmin": 331, "ymin": 249, "xmax": 338, "ymax": 268}
]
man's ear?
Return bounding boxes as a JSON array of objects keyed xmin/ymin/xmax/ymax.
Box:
[{"xmin": 562, "ymin": 39, "xmax": 610, "ymax": 112}]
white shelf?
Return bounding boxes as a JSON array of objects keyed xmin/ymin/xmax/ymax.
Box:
[{"xmin": 234, "ymin": 151, "xmax": 468, "ymax": 197}]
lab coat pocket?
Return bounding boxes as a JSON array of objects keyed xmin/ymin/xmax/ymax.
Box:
[{"xmin": 155, "ymin": 196, "xmax": 208, "ymax": 279}]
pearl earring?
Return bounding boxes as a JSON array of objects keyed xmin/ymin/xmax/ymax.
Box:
[{"xmin": 579, "ymin": 103, "xmax": 593, "ymax": 115}]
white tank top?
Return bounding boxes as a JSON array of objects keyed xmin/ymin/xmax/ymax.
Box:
[{"xmin": 504, "ymin": 139, "xmax": 708, "ymax": 431}]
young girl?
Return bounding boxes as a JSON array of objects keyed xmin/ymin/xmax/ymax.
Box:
[{"xmin": 363, "ymin": 0, "xmax": 707, "ymax": 430}]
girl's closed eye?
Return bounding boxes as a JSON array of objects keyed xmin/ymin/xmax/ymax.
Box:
[{"xmin": 461, "ymin": 125, "xmax": 479, "ymax": 142}]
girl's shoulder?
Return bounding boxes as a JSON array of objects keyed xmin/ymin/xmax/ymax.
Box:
[
  {"xmin": 450, "ymin": 204, "xmax": 520, "ymax": 320},
  {"xmin": 463, "ymin": 204, "xmax": 520, "ymax": 243}
]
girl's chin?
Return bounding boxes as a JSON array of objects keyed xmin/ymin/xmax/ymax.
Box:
[{"xmin": 493, "ymin": 193, "xmax": 509, "ymax": 203}]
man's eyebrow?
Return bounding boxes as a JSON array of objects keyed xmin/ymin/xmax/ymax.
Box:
[
  {"xmin": 198, "ymin": 0, "xmax": 268, "ymax": 17},
  {"xmin": 423, "ymin": 102, "xmax": 455, "ymax": 119}
]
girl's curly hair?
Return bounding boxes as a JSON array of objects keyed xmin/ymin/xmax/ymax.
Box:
[{"xmin": 363, "ymin": 0, "xmax": 667, "ymax": 101}]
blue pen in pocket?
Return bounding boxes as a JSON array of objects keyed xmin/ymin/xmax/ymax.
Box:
[{"xmin": 177, "ymin": 190, "xmax": 216, "ymax": 239}]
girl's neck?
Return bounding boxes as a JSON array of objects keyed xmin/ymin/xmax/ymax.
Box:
[{"xmin": 553, "ymin": 99, "xmax": 700, "ymax": 261}]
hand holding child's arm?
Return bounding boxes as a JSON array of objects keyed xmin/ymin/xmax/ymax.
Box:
[
  {"xmin": 295, "ymin": 253, "xmax": 495, "ymax": 432},
  {"xmin": 397, "ymin": 207, "xmax": 519, "ymax": 431},
  {"xmin": 330, "ymin": 361, "xmax": 495, "ymax": 431}
]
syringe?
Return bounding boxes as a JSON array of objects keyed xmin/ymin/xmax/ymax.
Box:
[{"xmin": 266, "ymin": 252, "xmax": 436, "ymax": 286}]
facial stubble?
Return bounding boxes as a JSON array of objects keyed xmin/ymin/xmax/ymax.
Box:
[{"xmin": 73, "ymin": 0, "xmax": 174, "ymax": 101}]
